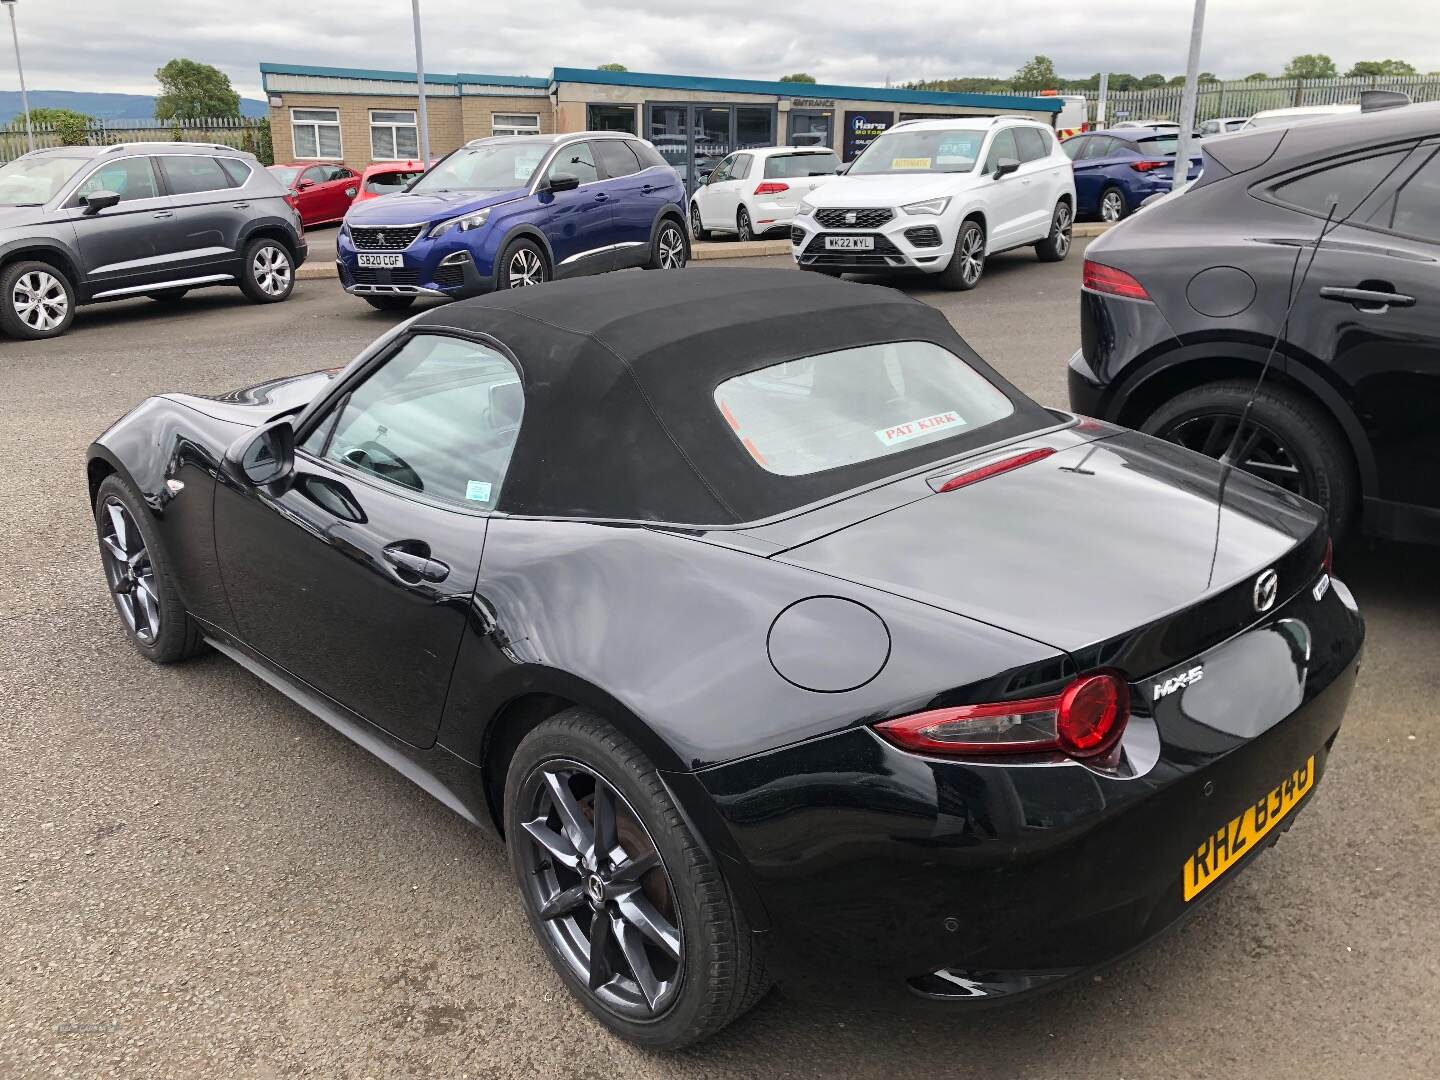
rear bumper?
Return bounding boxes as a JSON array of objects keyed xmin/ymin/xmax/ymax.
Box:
[{"xmin": 695, "ymin": 581, "xmax": 1364, "ymax": 1004}]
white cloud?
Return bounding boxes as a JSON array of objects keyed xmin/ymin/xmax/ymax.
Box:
[{"xmin": 2, "ymin": 0, "xmax": 1436, "ymax": 99}]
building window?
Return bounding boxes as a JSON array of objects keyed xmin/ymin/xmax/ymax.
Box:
[
  {"xmin": 370, "ymin": 110, "xmax": 419, "ymax": 160},
  {"xmin": 587, "ymin": 104, "xmax": 637, "ymax": 133},
  {"xmin": 492, "ymin": 113, "xmax": 541, "ymax": 137},
  {"xmin": 291, "ymin": 108, "xmax": 341, "ymax": 160}
]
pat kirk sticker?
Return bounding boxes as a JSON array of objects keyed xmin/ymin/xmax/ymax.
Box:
[{"xmin": 875, "ymin": 410, "xmax": 966, "ymax": 447}]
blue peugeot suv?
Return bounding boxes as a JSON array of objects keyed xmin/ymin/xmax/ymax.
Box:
[{"xmin": 337, "ymin": 132, "xmax": 690, "ymax": 310}]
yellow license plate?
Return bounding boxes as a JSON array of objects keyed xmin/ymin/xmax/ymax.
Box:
[{"xmin": 1183, "ymin": 755, "xmax": 1315, "ymax": 902}]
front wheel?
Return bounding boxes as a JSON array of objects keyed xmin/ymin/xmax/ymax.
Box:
[
  {"xmin": 361, "ymin": 294, "xmax": 416, "ymax": 312},
  {"xmin": 1035, "ymin": 201, "xmax": 1073, "ymax": 262},
  {"xmin": 690, "ymin": 203, "xmax": 711, "ymax": 242},
  {"xmin": 937, "ymin": 219, "xmax": 985, "ymax": 291},
  {"xmin": 239, "ymin": 238, "xmax": 295, "ymax": 303},
  {"xmin": 506, "ymin": 709, "xmax": 768, "ymax": 1049},
  {"xmin": 648, "ymin": 220, "xmax": 688, "ymax": 270},
  {"xmin": 497, "ymin": 239, "xmax": 548, "ymax": 289},
  {"xmin": 1141, "ymin": 380, "xmax": 1357, "ymax": 539},
  {"xmin": 0, "ymin": 259, "xmax": 75, "ymax": 339}
]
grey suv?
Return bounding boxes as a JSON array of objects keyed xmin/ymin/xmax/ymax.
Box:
[{"xmin": 0, "ymin": 142, "xmax": 307, "ymax": 339}]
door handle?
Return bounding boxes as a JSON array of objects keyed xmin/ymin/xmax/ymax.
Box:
[
  {"xmin": 382, "ymin": 544, "xmax": 450, "ymax": 583},
  {"xmin": 593, "ymin": 191, "xmax": 608, "ymax": 201},
  {"xmin": 152, "ymin": 210, "xmax": 175, "ymax": 219},
  {"xmin": 232, "ymin": 201, "xmax": 251, "ymax": 209},
  {"xmin": 1319, "ymin": 285, "xmax": 1416, "ymax": 312}
]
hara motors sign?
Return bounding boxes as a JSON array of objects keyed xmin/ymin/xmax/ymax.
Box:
[{"xmin": 843, "ymin": 110, "xmax": 894, "ymax": 161}]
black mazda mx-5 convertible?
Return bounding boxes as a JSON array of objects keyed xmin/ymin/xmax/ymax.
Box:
[{"xmin": 87, "ymin": 269, "xmax": 1363, "ymax": 1048}]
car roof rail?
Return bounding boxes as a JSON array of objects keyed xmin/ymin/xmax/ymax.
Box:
[{"xmin": 1360, "ymin": 89, "xmax": 1411, "ymax": 113}]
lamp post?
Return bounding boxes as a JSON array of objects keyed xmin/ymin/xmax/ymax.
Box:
[
  {"xmin": 410, "ymin": 0, "xmax": 430, "ymax": 165},
  {"xmin": 1173, "ymin": 0, "xmax": 1207, "ymax": 191},
  {"xmin": 1, "ymin": 0, "xmax": 34, "ymax": 155}
]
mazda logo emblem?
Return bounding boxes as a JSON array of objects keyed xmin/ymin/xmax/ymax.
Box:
[{"xmin": 1253, "ymin": 569, "xmax": 1279, "ymax": 613}]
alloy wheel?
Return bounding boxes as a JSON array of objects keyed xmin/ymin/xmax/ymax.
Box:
[
  {"xmin": 1159, "ymin": 413, "xmax": 1308, "ymax": 497},
  {"xmin": 516, "ymin": 760, "xmax": 684, "ymax": 1018},
  {"xmin": 657, "ymin": 226, "xmax": 685, "ymax": 270},
  {"xmin": 1101, "ymin": 190, "xmax": 1125, "ymax": 222},
  {"xmin": 690, "ymin": 204, "xmax": 704, "ymax": 242},
  {"xmin": 99, "ymin": 498, "xmax": 160, "ymax": 644},
  {"xmin": 12, "ymin": 270, "xmax": 68, "ymax": 332},
  {"xmin": 1053, "ymin": 204, "xmax": 1073, "ymax": 257},
  {"xmin": 252, "ymin": 245, "xmax": 292, "ymax": 297},
  {"xmin": 738, "ymin": 209, "xmax": 752, "ymax": 242},
  {"xmin": 508, "ymin": 247, "xmax": 545, "ymax": 288},
  {"xmin": 960, "ymin": 228, "xmax": 984, "ymax": 286}
]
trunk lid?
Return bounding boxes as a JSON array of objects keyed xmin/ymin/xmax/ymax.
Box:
[{"xmin": 773, "ymin": 429, "xmax": 1326, "ymax": 676}]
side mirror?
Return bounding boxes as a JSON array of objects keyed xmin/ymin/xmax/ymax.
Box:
[
  {"xmin": 224, "ymin": 419, "xmax": 295, "ymax": 487},
  {"xmin": 835, "ymin": 162, "xmax": 850, "ymax": 175},
  {"xmin": 81, "ymin": 190, "xmax": 121, "ymax": 215},
  {"xmin": 544, "ymin": 172, "xmax": 580, "ymax": 193},
  {"xmin": 992, "ymin": 157, "xmax": 1020, "ymax": 179},
  {"xmin": 296, "ymin": 179, "xmax": 316, "ymax": 191},
  {"xmin": 698, "ymin": 169, "xmax": 714, "ymax": 183}
]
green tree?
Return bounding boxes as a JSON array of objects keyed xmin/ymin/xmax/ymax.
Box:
[
  {"xmin": 1241, "ymin": 71, "xmax": 1268, "ymax": 81},
  {"xmin": 12, "ymin": 106, "xmax": 92, "ymax": 144},
  {"xmin": 153, "ymin": 58, "xmax": 241, "ymax": 120},
  {"xmin": 1345, "ymin": 59, "xmax": 1416, "ymax": 77},
  {"xmin": 1283, "ymin": 54, "xmax": 1338, "ymax": 79},
  {"xmin": 1137, "ymin": 73, "xmax": 1167, "ymax": 89},
  {"xmin": 1199, "ymin": 71, "xmax": 1218, "ymax": 82},
  {"xmin": 779, "ymin": 73, "xmax": 817, "ymax": 83},
  {"xmin": 1011, "ymin": 55, "xmax": 1058, "ymax": 92},
  {"xmin": 597, "ymin": 62, "xmax": 627, "ymax": 72}
]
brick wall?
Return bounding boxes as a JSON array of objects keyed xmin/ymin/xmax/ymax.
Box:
[{"xmin": 268, "ymin": 92, "xmax": 554, "ymax": 168}]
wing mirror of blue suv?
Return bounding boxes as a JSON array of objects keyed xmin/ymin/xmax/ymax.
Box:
[{"xmin": 542, "ymin": 172, "xmax": 581, "ymax": 193}]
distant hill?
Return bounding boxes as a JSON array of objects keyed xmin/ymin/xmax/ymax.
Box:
[{"xmin": 0, "ymin": 90, "xmax": 268, "ymax": 124}]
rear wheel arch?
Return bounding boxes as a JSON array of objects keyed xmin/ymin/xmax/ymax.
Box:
[
  {"xmin": 239, "ymin": 224, "xmax": 299, "ymax": 262},
  {"xmin": 1115, "ymin": 354, "xmax": 1378, "ymax": 496},
  {"xmin": 86, "ymin": 455, "xmax": 118, "ymax": 507}
]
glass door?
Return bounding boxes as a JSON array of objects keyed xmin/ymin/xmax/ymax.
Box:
[
  {"xmin": 787, "ymin": 110, "xmax": 835, "ymax": 149},
  {"xmin": 647, "ymin": 104, "xmax": 777, "ymax": 192}
]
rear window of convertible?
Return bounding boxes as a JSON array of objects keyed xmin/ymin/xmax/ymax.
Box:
[{"xmin": 713, "ymin": 341, "xmax": 1015, "ymax": 477}]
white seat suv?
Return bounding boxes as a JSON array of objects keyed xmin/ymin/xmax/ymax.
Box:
[{"xmin": 790, "ymin": 117, "xmax": 1075, "ymax": 290}]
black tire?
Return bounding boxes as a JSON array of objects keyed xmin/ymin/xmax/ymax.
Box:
[
  {"xmin": 505, "ymin": 708, "xmax": 768, "ymax": 1049},
  {"xmin": 497, "ymin": 238, "xmax": 548, "ymax": 289},
  {"xmin": 238, "ymin": 237, "xmax": 295, "ymax": 303},
  {"xmin": 937, "ymin": 218, "xmax": 985, "ymax": 291},
  {"xmin": 736, "ymin": 206, "xmax": 753, "ymax": 243},
  {"xmin": 1141, "ymin": 379, "xmax": 1357, "ymax": 539},
  {"xmin": 0, "ymin": 259, "xmax": 76, "ymax": 339},
  {"xmin": 1099, "ymin": 185, "xmax": 1128, "ymax": 223},
  {"xmin": 94, "ymin": 474, "xmax": 206, "ymax": 663},
  {"xmin": 146, "ymin": 288, "xmax": 190, "ymax": 304},
  {"xmin": 361, "ymin": 294, "xmax": 417, "ymax": 312},
  {"xmin": 1035, "ymin": 200, "xmax": 1073, "ymax": 262},
  {"xmin": 690, "ymin": 203, "xmax": 711, "ymax": 242},
  {"xmin": 647, "ymin": 219, "xmax": 688, "ymax": 270}
]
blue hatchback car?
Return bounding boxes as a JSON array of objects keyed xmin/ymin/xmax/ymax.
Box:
[
  {"xmin": 338, "ymin": 133, "xmax": 689, "ymax": 310},
  {"xmin": 1061, "ymin": 129, "xmax": 1203, "ymax": 222}
]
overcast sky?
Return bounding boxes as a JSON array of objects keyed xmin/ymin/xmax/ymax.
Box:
[{"xmin": 6, "ymin": 1, "xmax": 1439, "ymax": 98}]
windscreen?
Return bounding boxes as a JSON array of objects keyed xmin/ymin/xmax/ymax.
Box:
[
  {"xmin": 849, "ymin": 130, "xmax": 984, "ymax": 174},
  {"xmin": 714, "ymin": 341, "xmax": 1016, "ymax": 476},
  {"xmin": 268, "ymin": 166, "xmax": 301, "ymax": 187},
  {"xmin": 0, "ymin": 155, "xmax": 87, "ymax": 205},
  {"xmin": 366, "ymin": 169, "xmax": 424, "ymax": 194},
  {"xmin": 410, "ymin": 141, "xmax": 549, "ymax": 192},
  {"xmin": 765, "ymin": 151, "xmax": 839, "ymax": 178}
]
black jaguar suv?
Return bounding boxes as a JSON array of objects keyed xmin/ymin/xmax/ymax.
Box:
[
  {"xmin": 1069, "ymin": 97, "xmax": 1440, "ymax": 547},
  {"xmin": 0, "ymin": 142, "xmax": 304, "ymax": 340}
]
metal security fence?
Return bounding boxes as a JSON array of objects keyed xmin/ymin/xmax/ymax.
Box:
[
  {"xmin": 0, "ymin": 116, "xmax": 271, "ymax": 163},
  {"xmin": 1075, "ymin": 74, "xmax": 1440, "ymax": 125}
]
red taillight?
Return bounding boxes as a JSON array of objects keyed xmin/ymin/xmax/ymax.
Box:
[
  {"xmin": 1083, "ymin": 260, "xmax": 1151, "ymax": 301},
  {"xmin": 1129, "ymin": 159, "xmax": 1169, "ymax": 172},
  {"xmin": 754, "ymin": 181, "xmax": 789, "ymax": 195},
  {"xmin": 1322, "ymin": 537, "xmax": 1333, "ymax": 575},
  {"xmin": 935, "ymin": 447, "xmax": 1055, "ymax": 493},
  {"xmin": 874, "ymin": 672, "xmax": 1129, "ymax": 758}
]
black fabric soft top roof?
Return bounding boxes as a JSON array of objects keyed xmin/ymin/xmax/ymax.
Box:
[{"xmin": 411, "ymin": 268, "xmax": 1053, "ymax": 525}]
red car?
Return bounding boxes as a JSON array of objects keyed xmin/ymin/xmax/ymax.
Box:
[
  {"xmin": 352, "ymin": 159, "xmax": 431, "ymax": 205},
  {"xmin": 267, "ymin": 162, "xmax": 359, "ymax": 227}
]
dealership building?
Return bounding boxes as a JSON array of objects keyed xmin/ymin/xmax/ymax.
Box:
[{"xmin": 261, "ymin": 62, "xmax": 1060, "ymax": 189}]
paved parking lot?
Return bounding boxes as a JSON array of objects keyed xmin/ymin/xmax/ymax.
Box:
[{"xmin": 3, "ymin": 246, "xmax": 1438, "ymax": 1079}]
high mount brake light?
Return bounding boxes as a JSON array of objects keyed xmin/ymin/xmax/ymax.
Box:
[
  {"xmin": 754, "ymin": 181, "xmax": 789, "ymax": 195},
  {"xmin": 1083, "ymin": 260, "xmax": 1151, "ymax": 301},
  {"xmin": 934, "ymin": 447, "xmax": 1055, "ymax": 493},
  {"xmin": 1130, "ymin": 159, "xmax": 1169, "ymax": 172},
  {"xmin": 874, "ymin": 672, "xmax": 1130, "ymax": 759}
]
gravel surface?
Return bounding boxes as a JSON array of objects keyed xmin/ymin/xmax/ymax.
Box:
[{"xmin": 2, "ymin": 248, "xmax": 1437, "ymax": 1078}]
